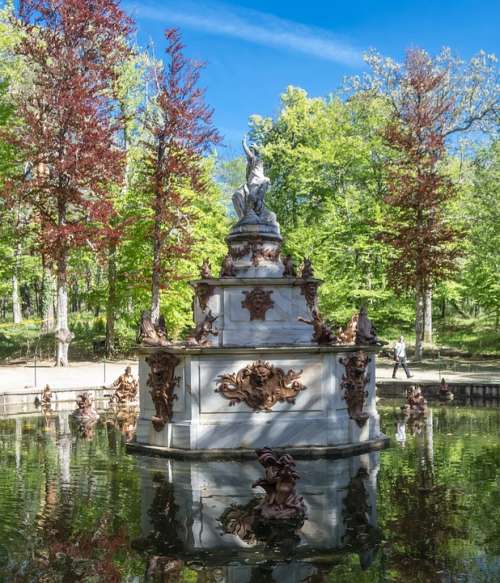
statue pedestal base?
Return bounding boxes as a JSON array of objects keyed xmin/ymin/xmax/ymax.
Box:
[{"xmin": 132, "ymin": 345, "xmax": 388, "ymax": 457}]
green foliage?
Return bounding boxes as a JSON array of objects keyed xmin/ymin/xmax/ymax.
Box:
[{"xmin": 250, "ymin": 87, "xmax": 409, "ymax": 331}]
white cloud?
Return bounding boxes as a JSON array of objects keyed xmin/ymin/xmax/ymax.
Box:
[{"xmin": 126, "ymin": 1, "xmax": 362, "ymax": 66}]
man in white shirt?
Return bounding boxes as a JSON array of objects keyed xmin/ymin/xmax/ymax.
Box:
[{"xmin": 392, "ymin": 336, "xmax": 412, "ymax": 378}]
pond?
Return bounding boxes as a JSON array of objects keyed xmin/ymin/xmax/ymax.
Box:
[{"xmin": 0, "ymin": 403, "xmax": 499, "ymax": 582}]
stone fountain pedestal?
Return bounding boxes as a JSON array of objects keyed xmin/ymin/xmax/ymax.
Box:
[
  {"xmin": 130, "ymin": 343, "xmax": 386, "ymax": 456},
  {"xmin": 129, "ymin": 138, "xmax": 388, "ymax": 458}
]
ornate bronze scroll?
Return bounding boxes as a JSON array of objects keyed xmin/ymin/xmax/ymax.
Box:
[
  {"xmin": 216, "ymin": 360, "xmax": 306, "ymax": 411},
  {"xmin": 229, "ymin": 240, "xmax": 281, "ymax": 266},
  {"xmin": 241, "ymin": 288, "xmax": 274, "ymax": 320},
  {"xmin": 251, "ymin": 241, "xmax": 281, "ymax": 266},
  {"xmin": 300, "ymin": 280, "xmax": 319, "ymax": 311},
  {"xmin": 194, "ymin": 282, "xmax": 214, "ymax": 312},
  {"xmin": 340, "ymin": 351, "xmax": 371, "ymax": 427},
  {"xmin": 146, "ymin": 352, "xmax": 180, "ymax": 431}
]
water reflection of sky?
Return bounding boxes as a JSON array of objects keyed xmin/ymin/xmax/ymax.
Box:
[{"xmin": 0, "ymin": 404, "xmax": 499, "ymax": 581}]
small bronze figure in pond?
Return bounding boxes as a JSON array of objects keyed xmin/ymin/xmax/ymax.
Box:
[
  {"xmin": 337, "ymin": 312, "xmax": 358, "ymax": 345},
  {"xmin": 137, "ymin": 310, "xmax": 170, "ymax": 347},
  {"xmin": 300, "ymin": 257, "xmax": 314, "ymax": 279},
  {"xmin": 401, "ymin": 385, "xmax": 428, "ymax": 415},
  {"xmin": 199, "ymin": 257, "xmax": 212, "ymax": 279},
  {"xmin": 439, "ymin": 377, "xmax": 454, "ymax": 401},
  {"xmin": 253, "ymin": 447, "xmax": 306, "ymax": 520},
  {"xmin": 282, "ymin": 254, "xmax": 296, "ymax": 277},
  {"xmin": 298, "ymin": 309, "xmax": 338, "ymax": 345},
  {"xmin": 186, "ymin": 310, "xmax": 219, "ymax": 346},
  {"xmin": 41, "ymin": 384, "xmax": 53, "ymax": 408},
  {"xmin": 109, "ymin": 366, "xmax": 138, "ymax": 404},
  {"xmin": 72, "ymin": 392, "xmax": 99, "ymax": 422},
  {"xmin": 355, "ymin": 306, "xmax": 384, "ymax": 346},
  {"xmin": 220, "ymin": 253, "xmax": 237, "ymax": 277}
]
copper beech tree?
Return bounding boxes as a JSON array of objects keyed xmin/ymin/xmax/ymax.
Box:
[
  {"xmin": 1, "ymin": 0, "xmax": 132, "ymax": 365},
  {"xmin": 141, "ymin": 29, "xmax": 221, "ymax": 325},
  {"xmin": 361, "ymin": 48, "xmax": 498, "ymax": 359}
]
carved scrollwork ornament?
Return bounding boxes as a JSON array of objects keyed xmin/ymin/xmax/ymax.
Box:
[
  {"xmin": 229, "ymin": 240, "xmax": 281, "ymax": 266},
  {"xmin": 340, "ymin": 350, "xmax": 371, "ymax": 427},
  {"xmin": 241, "ymin": 288, "xmax": 274, "ymax": 320},
  {"xmin": 146, "ymin": 352, "xmax": 180, "ymax": 431},
  {"xmin": 216, "ymin": 360, "xmax": 306, "ymax": 411},
  {"xmin": 300, "ymin": 280, "xmax": 319, "ymax": 311},
  {"xmin": 194, "ymin": 282, "xmax": 214, "ymax": 312}
]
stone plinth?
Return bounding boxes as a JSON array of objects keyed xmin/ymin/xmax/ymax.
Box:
[
  {"xmin": 192, "ymin": 277, "xmax": 322, "ymax": 347},
  {"xmin": 134, "ymin": 452, "xmax": 380, "ymax": 580},
  {"xmin": 130, "ymin": 344, "xmax": 387, "ymax": 456}
]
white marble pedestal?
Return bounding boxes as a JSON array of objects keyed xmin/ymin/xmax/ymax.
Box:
[{"xmin": 129, "ymin": 344, "xmax": 388, "ymax": 457}]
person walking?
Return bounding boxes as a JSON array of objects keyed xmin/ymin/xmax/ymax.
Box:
[{"xmin": 392, "ymin": 336, "xmax": 412, "ymax": 378}]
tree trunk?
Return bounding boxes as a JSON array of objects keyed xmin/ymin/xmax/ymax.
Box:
[
  {"xmin": 151, "ymin": 202, "xmax": 162, "ymax": 324},
  {"xmin": 56, "ymin": 254, "xmax": 72, "ymax": 366},
  {"xmin": 423, "ymin": 285, "xmax": 433, "ymax": 345},
  {"xmin": 42, "ymin": 265, "xmax": 56, "ymax": 333},
  {"xmin": 105, "ymin": 240, "xmax": 117, "ymax": 357},
  {"xmin": 414, "ymin": 283, "xmax": 424, "ymax": 361},
  {"xmin": 12, "ymin": 242, "xmax": 22, "ymax": 324}
]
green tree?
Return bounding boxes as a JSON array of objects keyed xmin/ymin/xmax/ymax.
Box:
[{"xmin": 249, "ymin": 86, "xmax": 404, "ymax": 329}]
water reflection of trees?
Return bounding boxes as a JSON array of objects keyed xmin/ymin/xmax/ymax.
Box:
[
  {"xmin": 382, "ymin": 411, "xmax": 465, "ymax": 582},
  {"xmin": 1, "ymin": 415, "xmax": 142, "ymax": 581}
]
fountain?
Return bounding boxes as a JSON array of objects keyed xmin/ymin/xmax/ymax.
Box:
[{"xmin": 129, "ymin": 137, "xmax": 389, "ymax": 457}]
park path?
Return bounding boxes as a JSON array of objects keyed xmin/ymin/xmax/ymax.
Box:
[
  {"xmin": 0, "ymin": 359, "xmax": 138, "ymax": 392},
  {"xmin": 1, "ymin": 356, "xmax": 500, "ymax": 393}
]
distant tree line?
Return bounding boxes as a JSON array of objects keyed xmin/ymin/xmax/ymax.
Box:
[{"xmin": 0, "ymin": 0, "xmax": 498, "ymax": 363}]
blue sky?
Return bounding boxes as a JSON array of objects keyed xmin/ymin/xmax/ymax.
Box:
[{"xmin": 125, "ymin": 0, "xmax": 500, "ymax": 155}]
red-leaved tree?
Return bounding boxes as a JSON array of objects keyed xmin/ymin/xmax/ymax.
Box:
[
  {"xmin": 382, "ymin": 50, "xmax": 460, "ymax": 359},
  {"xmin": 141, "ymin": 28, "xmax": 221, "ymax": 324},
  {"xmin": 362, "ymin": 48, "xmax": 498, "ymax": 359},
  {"xmin": 1, "ymin": 0, "xmax": 132, "ymax": 365}
]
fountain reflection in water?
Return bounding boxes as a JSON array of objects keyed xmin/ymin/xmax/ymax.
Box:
[{"xmin": 133, "ymin": 451, "xmax": 380, "ymax": 582}]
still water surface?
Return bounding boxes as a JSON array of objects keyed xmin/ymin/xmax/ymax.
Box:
[{"xmin": 0, "ymin": 403, "xmax": 499, "ymax": 582}]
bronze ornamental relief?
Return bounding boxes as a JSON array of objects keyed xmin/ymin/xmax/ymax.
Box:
[
  {"xmin": 146, "ymin": 352, "xmax": 181, "ymax": 431},
  {"xmin": 216, "ymin": 360, "xmax": 306, "ymax": 411},
  {"xmin": 241, "ymin": 287, "xmax": 274, "ymax": 320},
  {"xmin": 340, "ymin": 350, "xmax": 371, "ymax": 427}
]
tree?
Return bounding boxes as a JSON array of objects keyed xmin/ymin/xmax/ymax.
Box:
[
  {"xmin": 461, "ymin": 141, "xmax": 500, "ymax": 326},
  {"xmin": 250, "ymin": 87, "xmax": 401, "ymax": 328},
  {"xmin": 1, "ymin": 0, "xmax": 132, "ymax": 365},
  {"xmin": 359, "ymin": 48, "xmax": 499, "ymax": 358},
  {"xmin": 139, "ymin": 28, "xmax": 221, "ymax": 324}
]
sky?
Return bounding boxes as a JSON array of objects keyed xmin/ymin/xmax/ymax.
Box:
[{"xmin": 125, "ymin": 0, "xmax": 500, "ymax": 155}]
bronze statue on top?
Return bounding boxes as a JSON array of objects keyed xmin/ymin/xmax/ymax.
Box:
[
  {"xmin": 137, "ymin": 311, "xmax": 170, "ymax": 347},
  {"xmin": 231, "ymin": 136, "xmax": 277, "ymax": 225}
]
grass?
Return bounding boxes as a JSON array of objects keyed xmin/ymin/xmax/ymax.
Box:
[
  {"xmin": 435, "ymin": 316, "xmax": 500, "ymax": 356},
  {"xmin": 0, "ymin": 314, "xmax": 135, "ymax": 363}
]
